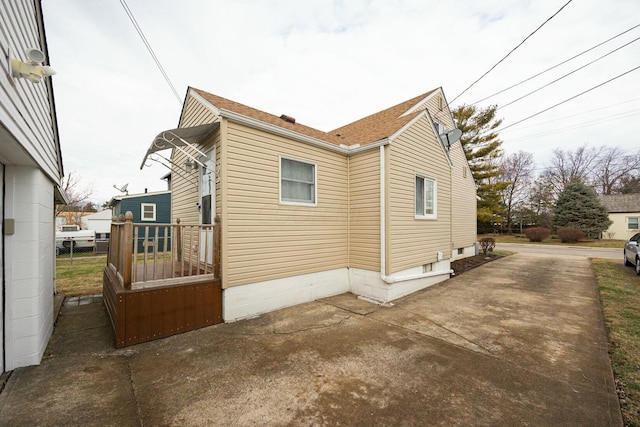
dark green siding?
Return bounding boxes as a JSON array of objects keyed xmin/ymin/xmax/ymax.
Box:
[{"xmin": 112, "ymin": 192, "xmax": 171, "ymax": 252}]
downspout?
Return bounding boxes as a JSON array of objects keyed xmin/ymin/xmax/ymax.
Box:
[{"xmin": 379, "ymin": 146, "xmax": 453, "ymax": 285}]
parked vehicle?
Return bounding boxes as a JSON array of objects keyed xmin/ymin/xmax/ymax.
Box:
[
  {"xmin": 623, "ymin": 232, "xmax": 640, "ymax": 275},
  {"xmin": 55, "ymin": 225, "xmax": 96, "ymax": 251}
]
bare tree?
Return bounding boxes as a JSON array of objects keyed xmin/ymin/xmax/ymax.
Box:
[
  {"xmin": 592, "ymin": 147, "xmax": 640, "ymax": 195},
  {"xmin": 499, "ymin": 151, "xmax": 535, "ymax": 233},
  {"xmin": 55, "ymin": 172, "xmax": 94, "ymax": 217},
  {"xmin": 541, "ymin": 144, "xmax": 602, "ymax": 196}
]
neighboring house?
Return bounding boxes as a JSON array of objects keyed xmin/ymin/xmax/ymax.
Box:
[
  {"xmin": 141, "ymin": 86, "xmax": 476, "ymax": 322},
  {"xmin": 600, "ymin": 194, "xmax": 640, "ymax": 241},
  {"xmin": 55, "ymin": 210, "xmax": 92, "ymax": 229},
  {"xmin": 0, "ymin": 1, "xmax": 64, "ymax": 372},
  {"xmin": 81, "ymin": 209, "xmax": 113, "ymax": 239},
  {"xmin": 109, "ymin": 191, "xmax": 171, "ymax": 252}
]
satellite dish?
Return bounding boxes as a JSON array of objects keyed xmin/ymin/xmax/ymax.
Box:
[
  {"xmin": 113, "ymin": 183, "xmax": 129, "ymax": 194},
  {"xmin": 439, "ymin": 129, "xmax": 463, "ymax": 149}
]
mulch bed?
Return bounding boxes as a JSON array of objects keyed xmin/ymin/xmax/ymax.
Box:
[{"xmin": 450, "ymin": 254, "xmax": 503, "ymax": 275}]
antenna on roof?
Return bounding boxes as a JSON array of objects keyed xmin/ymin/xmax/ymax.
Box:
[
  {"xmin": 113, "ymin": 183, "xmax": 129, "ymax": 195},
  {"xmin": 439, "ymin": 129, "xmax": 462, "ymax": 150}
]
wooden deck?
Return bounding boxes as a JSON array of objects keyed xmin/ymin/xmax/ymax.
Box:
[
  {"xmin": 103, "ymin": 214, "xmax": 222, "ymax": 348},
  {"xmin": 103, "ymin": 265, "xmax": 222, "ymax": 348}
]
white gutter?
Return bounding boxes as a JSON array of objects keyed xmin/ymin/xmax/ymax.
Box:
[
  {"xmin": 379, "ymin": 145, "xmax": 453, "ymax": 284},
  {"xmin": 219, "ymin": 108, "xmax": 389, "ymax": 155},
  {"xmin": 380, "ymin": 145, "xmax": 387, "ymax": 279}
]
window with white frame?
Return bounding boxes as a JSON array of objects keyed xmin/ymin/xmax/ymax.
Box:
[
  {"xmin": 280, "ymin": 157, "xmax": 316, "ymax": 205},
  {"xmin": 629, "ymin": 216, "xmax": 639, "ymax": 230},
  {"xmin": 415, "ymin": 175, "xmax": 437, "ymax": 219},
  {"xmin": 141, "ymin": 203, "xmax": 156, "ymax": 221}
]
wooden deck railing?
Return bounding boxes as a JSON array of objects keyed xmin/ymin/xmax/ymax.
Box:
[{"xmin": 107, "ymin": 211, "xmax": 221, "ymax": 289}]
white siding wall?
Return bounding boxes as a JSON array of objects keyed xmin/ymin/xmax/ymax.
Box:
[
  {"xmin": 603, "ymin": 212, "xmax": 640, "ymax": 241},
  {"xmin": 3, "ymin": 166, "xmax": 55, "ymax": 370},
  {"xmin": 0, "ymin": 0, "xmax": 60, "ymax": 181},
  {"xmin": 0, "ymin": 1, "xmax": 61, "ymax": 373}
]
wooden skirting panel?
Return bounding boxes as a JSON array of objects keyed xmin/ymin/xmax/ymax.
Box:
[{"xmin": 103, "ymin": 267, "xmax": 222, "ymax": 348}]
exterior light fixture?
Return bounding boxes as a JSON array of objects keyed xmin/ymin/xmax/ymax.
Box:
[{"xmin": 10, "ymin": 48, "xmax": 56, "ymax": 83}]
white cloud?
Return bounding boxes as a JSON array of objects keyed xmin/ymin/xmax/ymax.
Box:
[{"xmin": 42, "ymin": 0, "xmax": 640, "ymax": 204}]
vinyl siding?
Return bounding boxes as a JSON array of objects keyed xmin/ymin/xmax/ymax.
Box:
[
  {"xmin": 172, "ymin": 93, "xmax": 219, "ymax": 225},
  {"xmin": 349, "ymin": 149, "xmax": 380, "ymax": 271},
  {"xmin": 388, "ymin": 114, "xmax": 452, "ymax": 274},
  {"xmin": 225, "ymin": 121, "xmax": 348, "ymax": 287},
  {"xmin": 449, "ymin": 141, "xmax": 477, "ymax": 248},
  {"xmin": 0, "ymin": 0, "xmax": 60, "ymax": 182}
]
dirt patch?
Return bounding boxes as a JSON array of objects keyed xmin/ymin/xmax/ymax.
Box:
[{"xmin": 451, "ymin": 254, "xmax": 503, "ymax": 275}]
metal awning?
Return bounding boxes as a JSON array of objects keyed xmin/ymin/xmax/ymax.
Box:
[{"xmin": 139, "ymin": 123, "xmax": 219, "ymax": 170}]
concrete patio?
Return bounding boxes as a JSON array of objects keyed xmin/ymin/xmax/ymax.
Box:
[{"xmin": 0, "ymin": 253, "xmax": 622, "ymax": 426}]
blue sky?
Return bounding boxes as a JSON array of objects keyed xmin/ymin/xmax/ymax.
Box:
[{"xmin": 41, "ymin": 0, "xmax": 640, "ymax": 205}]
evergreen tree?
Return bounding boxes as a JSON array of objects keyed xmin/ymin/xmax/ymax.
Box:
[
  {"xmin": 553, "ymin": 180, "xmax": 612, "ymax": 239},
  {"xmin": 453, "ymin": 104, "xmax": 510, "ymax": 229}
]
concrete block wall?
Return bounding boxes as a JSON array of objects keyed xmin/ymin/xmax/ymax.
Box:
[{"xmin": 4, "ymin": 166, "xmax": 55, "ymax": 370}]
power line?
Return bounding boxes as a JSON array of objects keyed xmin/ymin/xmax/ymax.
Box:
[
  {"xmin": 470, "ymin": 23, "xmax": 640, "ymax": 105},
  {"xmin": 502, "ymin": 97, "xmax": 640, "ymax": 132},
  {"xmin": 498, "ymin": 35, "xmax": 640, "ymax": 110},
  {"xmin": 497, "ymin": 64, "xmax": 640, "ymax": 132},
  {"xmin": 119, "ymin": 0, "xmax": 182, "ymax": 104},
  {"xmin": 450, "ymin": 0, "xmax": 573, "ymax": 103},
  {"xmin": 506, "ymin": 108, "xmax": 640, "ymax": 142}
]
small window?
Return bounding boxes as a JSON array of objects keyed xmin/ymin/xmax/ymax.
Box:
[
  {"xmin": 141, "ymin": 203, "xmax": 156, "ymax": 221},
  {"xmin": 629, "ymin": 217, "xmax": 639, "ymax": 230},
  {"xmin": 415, "ymin": 175, "xmax": 437, "ymax": 219},
  {"xmin": 457, "ymin": 248, "xmax": 464, "ymax": 255},
  {"xmin": 280, "ymin": 157, "xmax": 316, "ymax": 205}
]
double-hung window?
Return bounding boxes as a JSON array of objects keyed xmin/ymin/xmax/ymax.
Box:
[
  {"xmin": 415, "ymin": 175, "xmax": 436, "ymax": 219},
  {"xmin": 280, "ymin": 157, "xmax": 316, "ymax": 205},
  {"xmin": 628, "ymin": 216, "xmax": 639, "ymax": 230},
  {"xmin": 141, "ymin": 203, "xmax": 156, "ymax": 221}
]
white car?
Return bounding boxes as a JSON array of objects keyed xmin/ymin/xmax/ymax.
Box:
[{"xmin": 624, "ymin": 232, "xmax": 640, "ymax": 275}]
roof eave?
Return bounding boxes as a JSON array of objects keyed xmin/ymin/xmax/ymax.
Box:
[{"xmin": 218, "ymin": 108, "xmax": 386, "ymax": 155}]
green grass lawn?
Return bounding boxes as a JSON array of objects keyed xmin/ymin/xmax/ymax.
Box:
[
  {"xmin": 480, "ymin": 233, "xmax": 626, "ymax": 249},
  {"xmin": 56, "ymin": 253, "xmax": 106, "ymax": 296},
  {"xmin": 593, "ymin": 258, "xmax": 640, "ymax": 426}
]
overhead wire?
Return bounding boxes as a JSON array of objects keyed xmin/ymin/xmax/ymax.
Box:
[
  {"xmin": 119, "ymin": 0, "xmax": 182, "ymax": 104},
  {"xmin": 470, "ymin": 23, "xmax": 640, "ymax": 105},
  {"xmin": 497, "ymin": 64, "xmax": 640, "ymax": 132},
  {"xmin": 450, "ymin": 0, "xmax": 574, "ymax": 103},
  {"xmin": 498, "ymin": 35, "xmax": 640, "ymax": 110}
]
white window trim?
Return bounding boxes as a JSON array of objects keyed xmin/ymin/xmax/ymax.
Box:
[
  {"xmin": 279, "ymin": 156, "xmax": 318, "ymax": 206},
  {"xmin": 415, "ymin": 174, "xmax": 437, "ymax": 220},
  {"xmin": 628, "ymin": 216, "xmax": 639, "ymax": 230},
  {"xmin": 141, "ymin": 203, "xmax": 156, "ymax": 221}
]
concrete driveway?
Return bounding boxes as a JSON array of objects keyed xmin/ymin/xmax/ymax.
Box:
[
  {"xmin": 0, "ymin": 253, "xmax": 622, "ymax": 426},
  {"xmin": 498, "ymin": 242, "xmax": 621, "ymax": 260}
]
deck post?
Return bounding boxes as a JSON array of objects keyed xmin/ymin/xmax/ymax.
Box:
[
  {"xmin": 214, "ymin": 215, "xmax": 221, "ymax": 279},
  {"xmin": 122, "ymin": 211, "xmax": 134, "ymax": 290},
  {"xmin": 176, "ymin": 218, "xmax": 182, "ymax": 263}
]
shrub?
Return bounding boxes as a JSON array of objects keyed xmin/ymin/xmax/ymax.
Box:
[
  {"xmin": 557, "ymin": 227, "xmax": 585, "ymax": 243},
  {"xmin": 479, "ymin": 237, "xmax": 495, "ymax": 256},
  {"xmin": 523, "ymin": 227, "xmax": 551, "ymax": 242}
]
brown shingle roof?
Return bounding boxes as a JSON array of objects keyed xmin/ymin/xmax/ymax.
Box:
[
  {"xmin": 599, "ymin": 194, "xmax": 640, "ymax": 213},
  {"xmin": 192, "ymin": 88, "xmax": 342, "ymax": 145},
  {"xmin": 192, "ymin": 87, "xmax": 438, "ymax": 147},
  {"xmin": 329, "ymin": 90, "xmax": 437, "ymax": 146}
]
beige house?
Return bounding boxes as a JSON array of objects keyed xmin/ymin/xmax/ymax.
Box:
[
  {"xmin": 141, "ymin": 87, "xmax": 476, "ymax": 321},
  {"xmin": 600, "ymin": 194, "xmax": 640, "ymax": 240}
]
